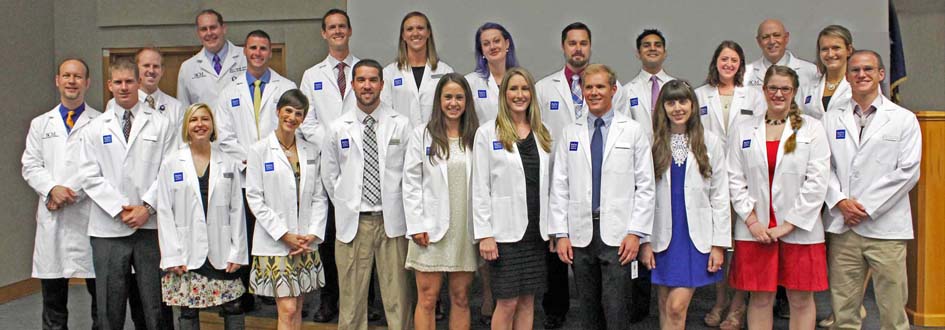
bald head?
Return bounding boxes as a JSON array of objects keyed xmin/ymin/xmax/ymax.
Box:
[{"xmin": 756, "ymin": 19, "xmax": 790, "ymax": 64}]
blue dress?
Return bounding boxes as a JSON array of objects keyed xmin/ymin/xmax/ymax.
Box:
[{"xmin": 651, "ymin": 159, "xmax": 724, "ymax": 288}]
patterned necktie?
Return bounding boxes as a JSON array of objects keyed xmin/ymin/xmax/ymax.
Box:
[
  {"xmin": 362, "ymin": 115, "xmax": 381, "ymax": 204},
  {"xmin": 122, "ymin": 110, "xmax": 133, "ymax": 141},
  {"xmin": 212, "ymin": 54, "xmax": 222, "ymax": 75},
  {"xmin": 145, "ymin": 95, "xmax": 156, "ymax": 109},
  {"xmin": 337, "ymin": 62, "xmax": 347, "ymax": 97},
  {"xmin": 253, "ymin": 80, "xmax": 263, "ymax": 137},
  {"xmin": 650, "ymin": 75, "xmax": 661, "ymax": 112},
  {"xmin": 66, "ymin": 110, "xmax": 75, "ymax": 130},
  {"xmin": 571, "ymin": 74, "xmax": 583, "ymax": 119},
  {"xmin": 591, "ymin": 118, "xmax": 604, "ymax": 211}
]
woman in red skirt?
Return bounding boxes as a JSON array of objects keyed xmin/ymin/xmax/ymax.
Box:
[{"xmin": 726, "ymin": 65, "xmax": 830, "ymax": 329}]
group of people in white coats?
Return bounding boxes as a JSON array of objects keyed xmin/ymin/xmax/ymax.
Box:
[{"xmin": 21, "ymin": 6, "xmax": 922, "ymax": 330}]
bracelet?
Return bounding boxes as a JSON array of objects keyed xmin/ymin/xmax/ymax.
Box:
[{"xmin": 746, "ymin": 220, "xmax": 759, "ymax": 228}]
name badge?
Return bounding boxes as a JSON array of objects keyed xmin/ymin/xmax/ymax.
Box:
[
  {"xmin": 569, "ymin": 141, "xmax": 579, "ymax": 151},
  {"xmin": 431, "ymin": 74, "xmax": 444, "ymax": 79},
  {"xmin": 836, "ymin": 129, "xmax": 846, "ymax": 140},
  {"xmin": 492, "ymin": 141, "xmax": 503, "ymax": 150},
  {"xmin": 173, "ymin": 172, "xmax": 184, "ymax": 182},
  {"xmin": 478, "ymin": 90, "xmax": 487, "ymax": 99},
  {"xmin": 340, "ymin": 138, "xmax": 350, "ymax": 149},
  {"xmin": 425, "ymin": 146, "xmax": 431, "ymax": 155},
  {"xmin": 307, "ymin": 159, "xmax": 317, "ymax": 165},
  {"xmin": 700, "ymin": 106, "xmax": 708, "ymax": 115},
  {"xmin": 314, "ymin": 82, "xmax": 323, "ymax": 91},
  {"xmin": 389, "ymin": 138, "xmax": 401, "ymax": 145},
  {"xmin": 805, "ymin": 95, "xmax": 812, "ymax": 104},
  {"xmin": 103, "ymin": 134, "xmax": 113, "ymax": 144},
  {"xmin": 742, "ymin": 139, "xmax": 751, "ymax": 149},
  {"xmin": 740, "ymin": 109, "xmax": 753, "ymax": 115},
  {"xmin": 630, "ymin": 97, "xmax": 639, "ymax": 107},
  {"xmin": 394, "ymin": 78, "xmax": 403, "ymax": 86},
  {"xmin": 264, "ymin": 162, "xmax": 275, "ymax": 172},
  {"xmin": 223, "ymin": 172, "xmax": 234, "ymax": 179},
  {"xmin": 43, "ymin": 132, "xmax": 59, "ymax": 139},
  {"xmin": 550, "ymin": 101, "xmax": 559, "ymax": 110},
  {"xmin": 230, "ymin": 98, "xmax": 240, "ymax": 107}
]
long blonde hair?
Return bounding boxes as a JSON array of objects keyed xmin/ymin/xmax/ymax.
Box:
[
  {"xmin": 395, "ymin": 11, "xmax": 440, "ymax": 71},
  {"xmin": 651, "ymin": 80, "xmax": 711, "ymax": 179},
  {"xmin": 495, "ymin": 67, "xmax": 551, "ymax": 152},
  {"xmin": 763, "ymin": 65, "xmax": 803, "ymax": 154}
]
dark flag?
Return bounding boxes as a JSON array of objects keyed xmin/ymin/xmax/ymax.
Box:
[{"xmin": 889, "ymin": 0, "xmax": 907, "ymax": 103}]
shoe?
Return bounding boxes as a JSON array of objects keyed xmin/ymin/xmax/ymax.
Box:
[
  {"xmin": 775, "ymin": 297, "xmax": 790, "ymax": 319},
  {"xmin": 543, "ymin": 314, "xmax": 566, "ymax": 329},
  {"xmin": 719, "ymin": 305, "xmax": 746, "ymax": 330},
  {"xmin": 240, "ymin": 295, "xmax": 257, "ymax": 313},
  {"xmin": 368, "ymin": 305, "xmax": 383, "ymax": 322},
  {"xmin": 435, "ymin": 300, "xmax": 447, "ymax": 321},
  {"xmin": 312, "ymin": 303, "xmax": 338, "ymax": 323},
  {"xmin": 704, "ymin": 305, "xmax": 726, "ymax": 327},
  {"xmin": 817, "ymin": 313, "xmax": 835, "ymax": 328}
]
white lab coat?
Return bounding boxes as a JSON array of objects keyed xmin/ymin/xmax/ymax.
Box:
[
  {"xmin": 471, "ymin": 120, "xmax": 551, "ymax": 242},
  {"xmin": 107, "ymin": 90, "xmax": 184, "ymax": 144},
  {"xmin": 216, "ymin": 68, "xmax": 298, "ymax": 170},
  {"xmin": 621, "ymin": 70, "xmax": 676, "ymax": 139},
  {"xmin": 321, "ymin": 105, "xmax": 411, "ymax": 243},
  {"xmin": 299, "ymin": 54, "xmax": 359, "ymax": 141},
  {"xmin": 155, "ymin": 144, "xmax": 247, "ymax": 270},
  {"xmin": 536, "ymin": 68, "xmax": 625, "ymax": 140},
  {"xmin": 650, "ymin": 132, "xmax": 731, "ymax": 253},
  {"xmin": 176, "ymin": 41, "xmax": 247, "ymax": 106},
  {"xmin": 402, "ymin": 126, "xmax": 474, "ymax": 243},
  {"xmin": 22, "ymin": 105, "xmax": 101, "ymax": 278},
  {"xmin": 381, "ymin": 61, "xmax": 455, "ymax": 128},
  {"xmin": 728, "ymin": 114, "xmax": 830, "ymax": 244},
  {"xmin": 465, "ymin": 71, "xmax": 500, "ymax": 124},
  {"xmin": 79, "ymin": 103, "xmax": 176, "ymax": 238},
  {"xmin": 548, "ymin": 112, "xmax": 655, "ymax": 247},
  {"xmin": 246, "ymin": 132, "xmax": 329, "ymax": 256},
  {"xmin": 694, "ymin": 84, "xmax": 766, "ymax": 146},
  {"xmin": 745, "ymin": 51, "xmax": 819, "ymax": 94},
  {"xmin": 798, "ymin": 76, "xmax": 851, "ymax": 120},
  {"xmin": 822, "ymin": 95, "xmax": 921, "ymax": 240}
]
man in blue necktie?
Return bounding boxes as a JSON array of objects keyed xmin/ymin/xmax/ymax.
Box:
[
  {"xmin": 176, "ymin": 9, "xmax": 247, "ymax": 107},
  {"xmin": 549, "ymin": 64, "xmax": 656, "ymax": 330}
]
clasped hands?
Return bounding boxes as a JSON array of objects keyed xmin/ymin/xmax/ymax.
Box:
[
  {"xmin": 45, "ymin": 185, "xmax": 77, "ymax": 211},
  {"xmin": 280, "ymin": 233, "xmax": 318, "ymax": 256}
]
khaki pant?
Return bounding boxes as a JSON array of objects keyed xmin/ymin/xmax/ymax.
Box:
[
  {"xmin": 336, "ymin": 213, "xmax": 411, "ymax": 330},
  {"xmin": 828, "ymin": 230, "xmax": 909, "ymax": 330}
]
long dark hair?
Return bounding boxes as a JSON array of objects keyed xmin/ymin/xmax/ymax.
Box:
[
  {"xmin": 426, "ymin": 73, "xmax": 479, "ymax": 163},
  {"xmin": 651, "ymin": 80, "xmax": 711, "ymax": 179},
  {"xmin": 706, "ymin": 40, "xmax": 747, "ymax": 87}
]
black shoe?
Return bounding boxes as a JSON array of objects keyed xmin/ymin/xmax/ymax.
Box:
[
  {"xmin": 240, "ymin": 295, "xmax": 257, "ymax": 313},
  {"xmin": 259, "ymin": 296, "xmax": 276, "ymax": 305},
  {"xmin": 543, "ymin": 314, "xmax": 566, "ymax": 329},
  {"xmin": 368, "ymin": 305, "xmax": 383, "ymax": 322},
  {"xmin": 312, "ymin": 303, "xmax": 338, "ymax": 323}
]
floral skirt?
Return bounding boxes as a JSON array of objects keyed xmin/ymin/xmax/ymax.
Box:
[
  {"xmin": 249, "ymin": 251, "xmax": 324, "ymax": 298},
  {"xmin": 161, "ymin": 271, "xmax": 245, "ymax": 308}
]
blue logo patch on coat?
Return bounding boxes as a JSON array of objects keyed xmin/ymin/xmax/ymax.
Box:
[
  {"xmin": 492, "ymin": 141, "xmax": 502, "ymax": 150},
  {"xmin": 742, "ymin": 140, "xmax": 751, "ymax": 149},
  {"xmin": 425, "ymin": 146, "xmax": 431, "ymax": 155},
  {"xmin": 230, "ymin": 98, "xmax": 240, "ymax": 107},
  {"xmin": 103, "ymin": 135, "xmax": 112, "ymax": 144},
  {"xmin": 700, "ymin": 106, "xmax": 708, "ymax": 115},
  {"xmin": 836, "ymin": 129, "xmax": 846, "ymax": 139},
  {"xmin": 173, "ymin": 172, "xmax": 184, "ymax": 182},
  {"xmin": 340, "ymin": 138, "xmax": 350, "ymax": 149},
  {"xmin": 550, "ymin": 101, "xmax": 559, "ymax": 110},
  {"xmin": 569, "ymin": 141, "xmax": 579, "ymax": 151},
  {"xmin": 630, "ymin": 97, "xmax": 639, "ymax": 107},
  {"xmin": 805, "ymin": 95, "xmax": 812, "ymax": 104},
  {"xmin": 264, "ymin": 162, "xmax": 275, "ymax": 172},
  {"xmin": 314, "ymin": 82, "xmax": 323, "ymax": 90},
  {"xmin": 478, "ymin": 90, "xmax": 487, "ymax": 98},
  {"xmin": 394, "ymin": 78, "xmax": 403, "ymax": 86}
]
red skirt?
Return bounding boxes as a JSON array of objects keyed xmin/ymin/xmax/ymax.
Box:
[{"xmin": 729, "ymin": 240, "xmax": 828, "ymax": 292}]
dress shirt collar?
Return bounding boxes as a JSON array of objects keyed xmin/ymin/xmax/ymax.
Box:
[{"xmin": 204, "ymin": 41, "xmax": 229, "ymax": 63}]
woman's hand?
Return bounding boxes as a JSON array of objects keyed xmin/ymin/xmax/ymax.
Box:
[
  {"xmin": 639, "ymin": 243, "xmax": 655, "ymax": 270},
  {"xmin": 708, "ymin": 246, "xmax": 725, "ymax": 273},
  {"xmin": 412, "ymin": 232, "xmax": 430, "ymax": 247},
  {"xmin": 169, "ymin": 265, "xmax": 187, "ymax": 276},
  {"xmin": 280, "ymin": 233, "xmax": 314, "ymax": 256},
  {"xmin": 479, "ymin": 237, "xmax": 498, "ymax": 261},
  {"xmin": 225, "ymin": 263, "xmax": 241, "ymax": 273},
  {"xmin": 746, "ymin": 210, "xmax": 773, "ymax": 244},
  {"xmin": 766, "ymin": 221, "xmax": 796, "ymax": 242}
]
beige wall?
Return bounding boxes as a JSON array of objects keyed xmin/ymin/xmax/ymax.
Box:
[
  {"xmin": 896, "ymin": 0, "xmax": 945, "ymax": 110},
  {"xmin": 0, "ymin": 0, "xmax": 55, "ymax": 287}
]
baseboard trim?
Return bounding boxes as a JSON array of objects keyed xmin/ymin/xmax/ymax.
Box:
[{"xmin": 0, "ymin": 278, "xmax": 40, "ymax": 304}]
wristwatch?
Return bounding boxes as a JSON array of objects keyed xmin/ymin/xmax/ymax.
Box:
[{"xmin": 144, "ymin": 203, "xmax": 156, "ymax": 215}]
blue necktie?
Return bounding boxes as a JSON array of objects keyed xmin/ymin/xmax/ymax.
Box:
[
  {"xmin": 212, "ymin": 55, "xmax": 222, "ymax": 74},
  {"xmin": 591, "ymin": 118, "xmax": 604, "ymax": 212}
]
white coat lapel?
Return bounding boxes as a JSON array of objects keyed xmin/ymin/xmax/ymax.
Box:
[
  {"xmin": 296, "ymin": 135, "xmax": 311, "ymax": 201},
  {"xmin": 102, "ymin": 113, "xmax": 128, "ymax": 150},
  {"xmin": 729, "ymin": 88, "xmax": 749, "ymax": 129},
  {"xmin": 553, "ymin": 71, "xmax": 576, "ymax": 121},
  {"xmin": 320, "ymin": 62, "xmax": 343, "ymax": 99},
  {"xmin": 220, "ymin": 43, "xmax": 241, "ymax": 76},
  {"xmin": 773, "ymin": 117, "xmax": 794, "ymax": 175},
  {"xmin": 208, "ymin": 147, "xmax": 222, "ymax": 203},
  {"xmin": 837, "ymin": 107, "xmax": 860, "ymax": 147},
  {"xmin": 376, "ymin": 109, "xmax": 398, "ymax": 160},
  {"xmin": 180, "ymin": 148, "xmax": 202, "ymax": 214},
  {"xmin": 70, "ymin": 105, "xmax": 98, "ymax": 136},
  {"xmin": 261, "ymin": 72, "xmax": 283, "ymax": 110},
  {"xmin": 343, "ymin": 115, "xmax": 364, "ymax": 154},
  {"xmin": 127, "ymin": 107, "xmax": 154, "ymax": 149},
  {"xmin": 707, "ymin": 87, "xmax": 724, "ymax": 131},
  {"xmin": 401, "ymin": 65, "xmax": 421, "ymax": 100},
  {"xmin": 43, "ymin": 112, "xmax": 67, "ymax": 141},
  {"xmin": 268, "ymin": 135, "xmax": 291, "ymax": 173},
  {"xmin": 574, "ymin": 116, "xmax": 591, "ymax": 165},
  {"xmin": 603, "ymin": 115, "xmax": 627, "ymax": 161},
  {"xmin": 813, "ymin": 76, "xmax": 827, "ymax": 113},
  {"xmin": 860, "ymin": 107, "xmax": 891, "ymax": 145}
]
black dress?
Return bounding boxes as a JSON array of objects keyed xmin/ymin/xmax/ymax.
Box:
[
  {"xmin": 192, "ymin": 164, "xmax": 240, "ymax": 280},
  {"xmin": 489, "ymin": 132, "xmax": 548, "ymax": 299}
]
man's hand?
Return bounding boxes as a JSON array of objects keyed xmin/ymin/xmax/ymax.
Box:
[
  {"xmin": 120, "ymin": 205, "xmax": 150, "ymax": 229},
  {"xmin": 618, "ymin": 234, "xmax": 640, "ymax": 265},
  {"xmin": 556, "ymin": 237, "xmax": 574, "ymax": 265},
  {"xmin": 48, "ymin": 186, "xmax": 77, "ymax": 210},
  {"xmin": 838, "ymin": 199, "xmax": 868, "ymax": 226}
]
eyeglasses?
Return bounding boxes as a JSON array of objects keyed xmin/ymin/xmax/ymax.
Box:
[{"xmin": 765, "ymin": 86, "xmax": 794, "ymax": 95}]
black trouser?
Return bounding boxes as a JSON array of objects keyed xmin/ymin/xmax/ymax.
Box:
[
  {"xmin": 41, "ymin": 278, "xmax": 98, "ymax": 330},
  {"xmin": 127, "ymin": 275, "xmax": 173, "ymax": 330},
  {"xmin": 90, "ymin": 229, "xmax": 168, "ymax": 330},
  {"xmin": 572, "ymin": 220, "xmax": 632, "ymax": 330},
  {"xmin": 543, "ymin": 251, "xmax": 570, "ymax": 318},
  {"xmin": 629, "ymin": 261, "xmax": 651, "ymax": 321},
  {"xmin": 241, "ymin": 189, "xmax": 256, "ymax": 310}
]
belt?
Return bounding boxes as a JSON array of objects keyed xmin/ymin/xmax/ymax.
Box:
[
  {"xmin": 359, "ymin": 211, "xmax": 383, "ymax": 217},
  {"xmin": 592, "ymin": 211, "xmax": 600, "ymax": 220}
]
